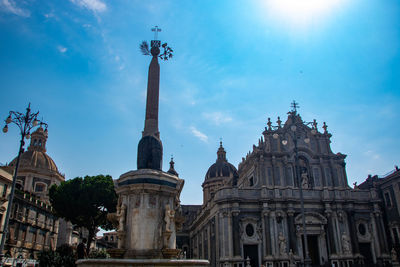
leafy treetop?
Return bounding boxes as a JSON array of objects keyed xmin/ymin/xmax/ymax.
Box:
[{"xmin": 49, "ymin": 175, "xmax": 117, "ymax": 251}]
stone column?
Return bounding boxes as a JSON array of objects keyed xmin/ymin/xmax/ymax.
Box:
[
  {"xmin": 287, "ymin": 210, "xmax": 297, "ymax": 254},
  {"xmin": 270, "ymin": 211, "xmax": 277, "ymax": 255},
  {"xmin": 263, "ymin": 208, "xmax": 272, "ymax": 256},
  {"xmin": 371, "ymin": 212, "xmax": 381, "ymax": 257},
  {"xmin": 328, "ymin": 161, "xmax": 338, "ymax": 188},
  {"xmin": 319, "ymin": 158, "xmax": 326, "ymax": 187},
  {"xmin": 227, "ymin": 212, "xmax": 233, "ymax": 258},
  {"xmin": 143, "ymin": 50, "xmax": 160, "ymax": 137},
  {"xmin": 325, "ymin": 210, "xmax": 337, "ymax": 255},
  {"xmin": 333, "ymin": 213, "xmax": 343, "ymax": 253},
  {"xmin": 215, "ymin": 214, "xmax": 219, "ymax": 264},
  {"xmin": 271, "ymin": 156, "xmax": 277, "ymax": 186},
  {"xmin": 260, "ymin": 157, "xmax": 266, "ymax": 186},
  {"xmin": 347, "ymin": 210, "xmax": 360, "ymax": 254},
  {"xmin": 375, "ymin": 210, "xmax": 389, "ymax": 254},
  {"xmin": 25, "ymin": 174, "xmax": 33, "ymax": 192},
  {"xmin": 210, "ymin": 219, "xmax": 216, "ymax": 266},
  {"xmin": 232, "ymin": 210, "xmax": 240, "ymax": 256},
  {"xmin": 220, "ymin": 211, "xmax": 230, "ymax": 258}
]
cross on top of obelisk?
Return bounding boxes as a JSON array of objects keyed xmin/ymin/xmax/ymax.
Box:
[
  {"xmin": 151, "ymin": 26, "xmax": 161, "ymax": 40},
  {"xmin": 290, "ymin": 100, "xmax": 300, "ymax": 113}
]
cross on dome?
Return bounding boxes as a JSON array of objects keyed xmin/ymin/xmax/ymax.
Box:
[{"xmin": 290, "ymin": 100, "xmax": 300, "ymax": 113}]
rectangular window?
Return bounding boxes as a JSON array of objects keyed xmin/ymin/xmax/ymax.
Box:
[
  {"xmin": 2, "ymin": 184, "xmax": 7, "ymax": 198},
  {"xmin": 325, "ymin": 168, "xmax": 332, "ymax": 186},
  {"xmin": 35, "ymin": 183, "xmax": 45, "ymax": 192},
  {"xmin": 267, "ymin": 167, "xmax": 273, "ymax": 186},
  {"xmin": 286, "ymin": 167, "xmax": 293, "ymax": 186},
  {"xmin": 335, "ymin": 168, "xmax": 342, "ymax": 186},
  {"xmin": 311, "ymin": 139, "xmax": 317, "ymax": 152},
  {"xmin": 385, "ymin": 192, "xmax": 392, "ymax": 207},
  {"xmin": 393, "ymin": 228, "xmax": 399, "ymax": 244},
  {"xmin": 313, "ymin": 168, "xmax": 321, "ymax": 187},
  {"xmin": 320, "ymin": 140, "xmax": 327, "ymax": 153},
  {"xmin": 274, "ymin": 167, "xmax": 281, "ymax": 186},
  {"xmin": 249, "ymin": 177, "xmax": 254, "ymax": 187},
  {"xmin": 26, "ymin": 231, "xmax": 33, "ymax": 243},
  {"xmin": 271, "ymin": 138, "xmax": 278, "ymax": 151}
]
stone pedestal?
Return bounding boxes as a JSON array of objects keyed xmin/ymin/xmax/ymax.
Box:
[
  {"xmin": 114, "ymin": 169, "xmax": 184, "ymax": 259},
  {"xmin": 77, "ymin": 259, "xmax": 209, "ymax": 267},
  {"xmin": 107, "ymin": 248, "xmax": 126, "ymax": 259}
]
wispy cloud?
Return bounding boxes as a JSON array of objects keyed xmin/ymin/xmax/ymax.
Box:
[
  {"xmin": 203, "ymin": 111, "xmax": 233, "ymax": 126},
  {"xmin": 70, "ymin": 0, "xmax": 106, "ymax": 13},
  {"xmin": 364, "ymin": 150, "xmax": 380, "ymax": 160},
  {"xmin": 57, "ymin": 46, "xmax": 68, "ymax": 53},
  {"xmin": 0, "ymin": 0, "xmax": 30, "ymax": 17},
  {"xmin": 44, "ymin": 12, "xmax": 55, "ymax": 19},
  {"xmin": 190, "ymin": 126, "xmax": 208, "ymax": 143}
]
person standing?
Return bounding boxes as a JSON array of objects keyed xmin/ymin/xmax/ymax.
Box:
[{"xmin": 77, "ymin": 238, "xmax": 87, "ymax": 259}]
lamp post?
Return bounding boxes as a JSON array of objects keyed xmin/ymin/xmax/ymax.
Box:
[
  {"xmin": 0, "ymin": 104, "xmax": 47, "ymax": 260},
  {"xmin": 270, "ymin": 101, "xmax": 317, "ymax": 267}
]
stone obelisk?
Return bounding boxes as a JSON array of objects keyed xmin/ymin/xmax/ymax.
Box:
[
  {"xmin": 77, "ymin": 27, "xmax": 209, "ymax": 267},
  {"xmin": 114, "ymin": 28, "xmax": 184, "ymax": 259},
  {"xmin": 143, "ymin": 40, "xmax": 160, "ymax": 139},
  {"xmin": 137, "ymin": 38, "xmax": 163, "ymax": 170}
]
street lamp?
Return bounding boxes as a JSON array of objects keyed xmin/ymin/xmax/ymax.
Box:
[
  {"xmin": 269, "ymin": 101, "xmax": 318, "ymax": 267},
  {"xmin": 0, "ymin": 104, "xmax": 47, "ymax": 259}
]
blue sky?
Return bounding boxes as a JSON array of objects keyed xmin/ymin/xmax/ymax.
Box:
[{"xmin": 0, "ymin": 0, "xmax": 399, "ymax": 205}]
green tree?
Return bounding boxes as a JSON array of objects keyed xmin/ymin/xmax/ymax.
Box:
[{"xmin": 49, "ymin": 175, "xmax": 117, "ymax": 251}]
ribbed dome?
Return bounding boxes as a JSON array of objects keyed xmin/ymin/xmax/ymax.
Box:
[
  {"xmin": 204, "ymin": 142, "xmax": 238, "ymax": 181},
  {"xmin": 9, "ymin": 150, "xmax": 59, "ymax": 173}
]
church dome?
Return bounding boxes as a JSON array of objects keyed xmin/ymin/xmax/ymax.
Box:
[
  {"xmin": 8, "ymin": 127, "xmax": 59, "ymax": 174},
  {"xmin": 204, "ymin": 142, "xmax": 238, "ymax": 181},
  {"xmin": 9, "ymin": 150, "xmax": 59, "ymax": 173}
]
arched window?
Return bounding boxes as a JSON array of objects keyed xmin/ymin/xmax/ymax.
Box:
[
  {"xmin": 34, "ymin": 183, "xmax": 47, "ymax": 193},
  {"xmin": 16, "ymin": 182, "xmax": 23, "ymax": 191}
]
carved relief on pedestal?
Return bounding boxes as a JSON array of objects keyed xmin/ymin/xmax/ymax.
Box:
[
  {"xmin": 107, "ymin": 195, "xmax": 128, "ymax": 249},
  {"xmin": 164, "ymin": 205, "xmax": 174, "ymax": 232},
  {"xmin": 163, "ymin": 204, "xmax": 175, "ymax": 248}
]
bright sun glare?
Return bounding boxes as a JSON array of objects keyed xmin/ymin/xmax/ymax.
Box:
[{"xmin": 263, "ymin": 0, "xmax": 346, "ymax": 29}]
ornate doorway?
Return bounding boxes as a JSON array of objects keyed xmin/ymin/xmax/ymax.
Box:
[
  {"xmin": 307, "ymin": 235, "xmax": 320, "ymax": 265},
  {"xmin": 243, "ymin": 244, "xmax": 258, "ymax": 267},
  {"xmin": 296, "ymin": 212, "xmax": 328, "ymax": 266}
]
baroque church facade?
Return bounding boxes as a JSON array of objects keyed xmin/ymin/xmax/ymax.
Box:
[{"xmin": 178, "ymin": 109, "xmax": 391, "ymax": 267}]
